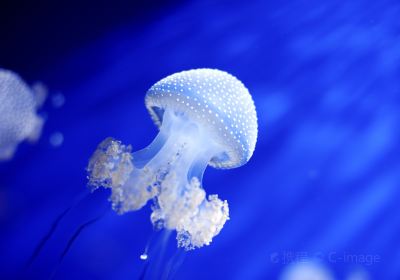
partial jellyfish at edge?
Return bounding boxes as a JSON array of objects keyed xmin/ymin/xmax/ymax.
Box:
[
  {"xmin": 0, "ymin": 69, "xmax": 47, "ymax": 161},
  {"xmin": 87, "ymin": 68, "xmax": 258, "ymax": 250},
  {"xmin": 280, "ymin": 261, "xmax": 335, "ymax": 280},
  {"xmin": 346, "ymin": 267, "xmax": 371, "ymax": 280}
]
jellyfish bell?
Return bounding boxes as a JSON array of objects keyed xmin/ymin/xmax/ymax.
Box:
[
  {"xmin": 145, "ymin": 69, "xmax": 258, "ymax": 169},
  {"xmin": 0, "ymin": 69, "xmax": 46, "ymax": 160},
  {"xmin": 87, "ymin": 69, "xmax": 258, "ymax": 250}
]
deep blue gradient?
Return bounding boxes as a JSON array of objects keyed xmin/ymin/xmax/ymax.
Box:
[{"xmin": 1, "ymin": 0, "xmax": 399, "ymax": 279}]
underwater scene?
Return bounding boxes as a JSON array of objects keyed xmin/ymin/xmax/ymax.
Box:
[{"xmin": 1, "ymin": 0, "xmax": 399, "ymax": 279}]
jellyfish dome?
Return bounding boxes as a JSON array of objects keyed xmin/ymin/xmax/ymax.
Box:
[
  {"xmin": 0, "ymin": 69, "xmax": 45, "ymax": 160},
  {"xmin": 87, "ymin": 69, "xmax": 258, "ymax": 250}
]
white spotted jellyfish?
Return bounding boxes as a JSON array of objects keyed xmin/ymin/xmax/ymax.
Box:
[
  {"xmin": 87, "ymin": 68, "xmax": 258, "ymax": 250},
  {"xmin": 0, "ymin": 69, "xmax": 46, "ymax": 160}
]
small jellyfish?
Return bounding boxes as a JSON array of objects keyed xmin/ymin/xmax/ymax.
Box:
[
  {"xmin": 346, "ymin": 268, "xmax": 370, "ymax": 280},
  {"xmin": 87, "ymin": 69, "xmax": 258, "ymax": 250},
  {"xmin": 0, "ymin": 69, "xmax": 46, "ymax": 160},
  {"xmin": 280, "ymin": 261, "xmax": 335, "ymax": 280}
]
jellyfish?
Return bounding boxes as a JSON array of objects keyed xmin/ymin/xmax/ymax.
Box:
[
  {"xmin": 0, "ymin": 69, "xmax": 46, "ymax": 160},
  {"xmin": 87, "ymin": 68, "xmax": 258, "ymax": 250},
  {"xmin": 280, "ymin": 261, "xmax": 335, "ymax": 280},
  {"xmin": 346, "ymin": 268, "xmax": 370, "ymax": 280}
]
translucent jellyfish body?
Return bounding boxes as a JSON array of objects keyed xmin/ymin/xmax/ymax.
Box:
[
  {"xmin": 280, "ymin": 261, "xmax": 335, "ymax": 280},
  {"xmin": 0, "ymin": 69, "xmax": 46, "ymax": 160},
  {"xmin": 87, "ymin": 69, "xmax": 258, "ymax": 250}
]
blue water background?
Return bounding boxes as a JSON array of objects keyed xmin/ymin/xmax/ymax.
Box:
[{"xmin": 1, "ymin": 0, "xmax": 399, "ymax": 279}]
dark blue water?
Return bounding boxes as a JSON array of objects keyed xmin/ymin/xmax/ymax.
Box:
[{"xmin": 1, "ymin": 0, "xmax": 399, "ymax": 279}]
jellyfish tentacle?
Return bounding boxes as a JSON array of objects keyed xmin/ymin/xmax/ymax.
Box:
[
  {"xmin": 48, "ymin": 213, "xmax": 105, "ymax": 280},
  {"xmin": 87, "ymin": 108, "xmax": 230, "ymax": 249},
  {"xmin": 25, "ymin": 207, "xmax": 71, "ymax": 270},
  {"xmin": 112, "ymin": 110, "xmax": 194, "ymax": 213},
  {"xmin": 162, "ymin": 248, "xmax": 186, "ymax": 280},
  {"xmin": 146, "ymin": 111, "xmax": 229, "ymax": 250},
  {"xmin": 25, "ymin": 191, "xmax": 91, "ymax": 271}
]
